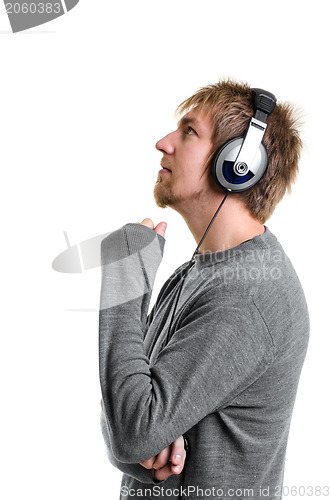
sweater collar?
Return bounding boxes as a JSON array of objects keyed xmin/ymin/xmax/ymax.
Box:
[{"xmin": 193, "ymin": 225, "xmax": 279, "ymax": 270}]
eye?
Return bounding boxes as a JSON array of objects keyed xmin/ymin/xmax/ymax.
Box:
[{"xmin": 186, "ymin": 126, "xmax": 197, "ymax": 135}]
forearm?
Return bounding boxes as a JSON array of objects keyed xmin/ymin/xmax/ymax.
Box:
[{"xmin": 99, "ymin": 223, "xmax": 171, "ymax": 463}]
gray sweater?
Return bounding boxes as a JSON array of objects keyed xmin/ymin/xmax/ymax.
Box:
[{"xmin": 98, "ymin": 223, "xmax": 309, "ymax": 499}]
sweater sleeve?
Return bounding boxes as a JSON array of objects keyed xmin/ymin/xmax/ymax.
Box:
[
  {"xmin": 100, "ymin": 399, "xmax": 163, "ymax": 484},
  {"xmin": 98, "ymin": 223, "xmax": 167, "ymax": 483},
  {"xmin": 99, "ymin": 223, "xmax": 275, "ymax": 464}
]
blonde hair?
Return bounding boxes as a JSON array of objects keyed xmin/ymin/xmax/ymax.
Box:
[{"xmin": 176, "ymin": 78, "xmax": 303, "ymax": 224}]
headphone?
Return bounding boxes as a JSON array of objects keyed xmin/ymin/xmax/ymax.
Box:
[{"xmin": 212, "ymin": 88, "xmax": 277, "ymax": 193}]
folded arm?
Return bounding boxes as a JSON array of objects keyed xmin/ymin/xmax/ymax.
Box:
[{"xmin": 99, "ymin": 223, "xmax": 274, "ymax": 465}]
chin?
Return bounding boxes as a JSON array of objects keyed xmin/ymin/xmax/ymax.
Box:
[
  {"xmin": 153, "ymin": 190, "xmax": 168, "ymax": 209},
  {"xmin": 153, "ymin": 184, "xmax": 173, "ymax": 209}
]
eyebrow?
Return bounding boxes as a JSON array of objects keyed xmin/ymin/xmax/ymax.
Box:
[{"xmin": 177, "ymin": 116, "xmax": 201, "ymax": 131}]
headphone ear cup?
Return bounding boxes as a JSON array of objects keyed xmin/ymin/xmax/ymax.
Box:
[{"xmin": 212, "ymin": 137, "xmax": 268, "ymax": 193}]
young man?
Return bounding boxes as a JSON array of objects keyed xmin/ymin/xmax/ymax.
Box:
[{"xmin": 99, "ymin": 79, "xmax": 310, "ymax": 499}]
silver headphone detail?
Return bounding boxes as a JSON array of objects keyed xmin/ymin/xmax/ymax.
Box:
[
  {"xmin": 212, "ymin": 88, "xmax": 277, "ymax": 193},
  {"xmin": 234, "ymin": 162, "xmax": 249, "ymax": 175}
]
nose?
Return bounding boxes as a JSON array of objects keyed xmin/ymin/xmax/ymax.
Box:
[{"xmin": 155, "ymin": 131, "xmax": 175, "ymax": 155}]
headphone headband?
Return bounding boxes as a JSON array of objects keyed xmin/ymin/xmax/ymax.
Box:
[{"xmin": 252, "ymin": 88, "xmax": 277, "ymax": 122}]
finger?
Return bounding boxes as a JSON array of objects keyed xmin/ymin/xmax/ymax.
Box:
[
  {"xmin": 170, "ymin": 435, "xmax": 186, "ymax": 474},
  {"xmin": 171, "ymin": 461, "xmax": 184, "ymax": 474},
  {"xmin": 154, "ymin": 462, "xmax": 175, "ymax": 481},
  {"xmin": 151, "ymin": 445, "xmax": 171, "ymax": 470},
  {"xmin": 139, "ymin": 456, "xmax": 156, "ymax": 469},
  {"xmin": 154, "ymin": 221, "xmax": 167, "ymax": 238},
  {"xmin": 140, "ymin": 218, "xmax": 154, "ymax": 229}
]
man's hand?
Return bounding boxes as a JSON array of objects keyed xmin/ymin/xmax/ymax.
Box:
[
  {"xmin": 134, "ymin": 218, "xmax": 167, "ymax": 238},
  {"xmin": 139, "ymin": 435, "xmax": 186, "ymax": 481}
]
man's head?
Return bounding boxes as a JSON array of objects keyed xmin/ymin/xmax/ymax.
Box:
[{"xmin": 154, "ymin": 78, "xmax": 303, "ymax": 224}]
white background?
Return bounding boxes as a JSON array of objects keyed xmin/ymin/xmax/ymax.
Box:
[{"xmin": 0, "ymin": 1, "xmax": 329, "ymax": 499}]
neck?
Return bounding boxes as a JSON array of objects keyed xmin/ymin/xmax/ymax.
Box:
[{"xmin": 175, "ymin": 192, "xmax": 265, "ymax": 254}]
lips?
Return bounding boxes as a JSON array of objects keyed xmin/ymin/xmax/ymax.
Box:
[{"xmin": 161, "ymin": 163, "xmax": 172, "ymax": 172}]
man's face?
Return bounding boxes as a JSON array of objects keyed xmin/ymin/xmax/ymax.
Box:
[{"xmin": 153, "ymin": 108, "xmax": 215, "ymax": 211}]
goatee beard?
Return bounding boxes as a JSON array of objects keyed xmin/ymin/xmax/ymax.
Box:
[{"xmin": 153, "ymin": 180, "xmax": 177, "ymax": 208}]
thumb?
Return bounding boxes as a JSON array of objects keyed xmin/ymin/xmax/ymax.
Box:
[
  {"xmin": 170, "ymin": 435, "xmax": 186, "ymax": 474},
  {"xmin": 154, "ymin": 221, "xmax": 167, "ymax": 238}
]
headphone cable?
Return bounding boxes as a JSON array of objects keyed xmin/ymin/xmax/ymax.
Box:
[
  {"xmin": 165, "ymin": 190, "xmax": 230, "ymax": 345},
  {"xmin": 163, "ymin": 190, "xmax": 230, "ymax": 500}
]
